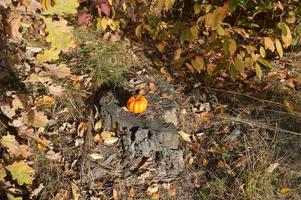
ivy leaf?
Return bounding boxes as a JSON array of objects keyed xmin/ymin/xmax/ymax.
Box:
[
  {"xmin": 42, "ymin": 0, "xmax": 79, "ymax": 16},
  {"xmin": 36, "ymin": 49, "xmax": 60, "ymax": 63},
  {"xmin": 6, "ymin": 160, "xmax": 34, "ymax": 185},
  {"xmin": 1, "ymin": 133, "xmax": 32, "ymax": 158},
  {"xmin": 44, "ymin": 17, "xmax": 76, "ymax": 52}
]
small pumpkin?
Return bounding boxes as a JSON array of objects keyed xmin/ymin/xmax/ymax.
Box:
[{"xmin": 127, "ymin": 95, "xmax": 148, "ymax": 113}]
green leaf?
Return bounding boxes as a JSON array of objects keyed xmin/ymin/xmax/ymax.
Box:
[
  {"xmin": 42, "ymin": 0, "xmax": 79, "ymax": 16},
  {"xmin": 180, "ymin": 29, "xmax": 193, "ymax": 43},
  {"xmin": 7, "ymin": 194, "xmax": 23, "ymax": 200},
  {"xmin": 275, "ymin": 39, "xmax": 283, "ymax": 58},
  {"xmin": 229, "ymin": 64, "xmax": 237, "ymax": 81},
  {"xmin": 257, "ymin": 57, "xmax": 272, "ymax": 68},
  {"xmin": 229, "ymin": 0, "xmax": 239, "ymax": 13},
  {"xmin": 234, "ymin": 54, "xmax": 244, "ymax": 72},
  {"xmin": 44, "ymin": 17, "xmax": 75, "ymax": 52},
  {"xmin": 228, "ymin": 39, "xmax": 237, "ymax": 55},
  {"xmin": 6, "ymin": 161, "xmax": 34, "ymax": 185},
  {"xmin": 259, "ymin": 46, "xmax": 266, "ymax": 58},
  {"xmin": 255, "ymin": 63, "xmax": 262, "ymax": 80},
  {"xmin": 279, "ymin": 22, "xmax": 292, "ymax": 48}
]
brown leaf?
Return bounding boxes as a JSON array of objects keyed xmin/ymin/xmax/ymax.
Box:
[
  {"xmin": 22, "ymin": 110, "xmax": 49, "ymax": 128},
  {"xmin": 5, "ymin": 15, "xmax": 23, "ymax": 40},
  {"xmin": 48, "ymin": 84, "xmax": 65, "ymax": 97},
  {"xmin": 1, "ymin": 133, "xmax": 32, "ymax": 158}
]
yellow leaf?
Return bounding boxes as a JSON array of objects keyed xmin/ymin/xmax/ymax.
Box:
[
  {"xmin": 190, "ymin": 25, "xmax": 199, "ymax": 40},
  {"xmin": 135, "ymin": 24, "xmax": 143, "ymax": 39},
  {"xmin": 178, "ymin": 130, "xmax": 192, "ymax": 142},
  {"xmin": 156, "ymin": 41, "xmax": 167, "ymax": 53},
  {"xmin": 71, "ymin": 181, "xmax": 80, "ymax": 200},
  {"xmin": 44, "ymin": 18, "xmax": 75, "ymax": 52},
  {"xmin": 263, "ymin": 37, "xmax": 275, "ymax": 52},
  {"xmin": 107, "ymin": 18, "xmax": 120, "ymax": 31},
  {"xmin": 42, "ymin": 0, "xmax": 79, "ymax": 16},
  {"xmin": 191, "ymin": 56, "xmax": 205, "ymax": 73},
  {"xmin": 96, "ymin": 17, "xmax": 108, "ymax": 31},
  {"xmin": 36, "ymin": 49, "xmax": 60, "ymax": 63},
  {"xmin": 280, "ymin": 187, "xmax": 292, "ymax": 196},
  {"xmin": 275, "ymin": 39, "xmax": 283, "ymax": 58},
  {"xmin": 193, "ymin": 3, "xmax": 202, "ymax": 14},
  {"xmin": 6, "ymin": 160, "xmax": 34, "ymax": 185}
]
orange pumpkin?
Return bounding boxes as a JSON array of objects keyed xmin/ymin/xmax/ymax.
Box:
[{"xmin": 126, "ymin": 95, "xmax": 148, "ymax": 113}]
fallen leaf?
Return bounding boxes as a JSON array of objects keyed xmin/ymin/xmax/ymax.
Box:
[
  {"xmin": 266, "ymin": 163, "xmax": 279, "ymax": 173},
  {"xmin": 35, "ymin": 95, "xmax": 55, "ymax": 106},
  {"xmin": 94, "ymin": 120, "xmax": 102, "ymax": 132},
  {"xmin": 45, "ymin": 63, "xmax": 71, "ymax": 78},
  {"xmin": 89, "ymin": 153, "xmax": 103, "ymax": 160},
  {"xmin": 71, "ymin": 180, "xmax": 80, "ymax": 200},
  {"xmin": 30, "ymin": 183, "xmax": 45, "ymax": 199},
  {"xmin": 36, "ymin": 49, "xmax": 60, "ymax": 63},
  {"xmin": 42, "ymin": 0, "xmax": 79, "ymax": 16},
  {"xmin": 1, "ymin": 133, "xmax": 32, "ymax": 158},
  {"xmin": 178, "ymin": 130, "xmax": 192, "ymax": 142},
  {"xmin": 6, "ymin": 160, "xmax": 35, "ymax": 185},
  {"xmin": 22, "ymin": 110, "xmax": 49, "ymax": 128},
  {"xmin": 46, "ymin": 150, "xmax": 62, "ymax": 161},
  {"xmin": 6, "ymin": 15, "xmax": 23, "ymax": 40},
  {"xmin": 77, "ymin": 122, "xmax": 87, "ymax": 137},
  {"xmin": 48, "ymin": 84, "xmax": 65, "ymax": 97},
  {"xmin": 147, "ymin": 183, "xmax": 159, "ymax": 195},
  {"xmin": 0, "ymin": 164, "xmax": 6, "ymax": 181},
  {"xmin": 280, "ymin": 187, "xmax": 292, "ymax": 196}
]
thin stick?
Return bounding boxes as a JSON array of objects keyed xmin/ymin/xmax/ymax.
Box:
[{"xmin": 217, "ymin": 115, "xmax": 301, "ymax": 136}]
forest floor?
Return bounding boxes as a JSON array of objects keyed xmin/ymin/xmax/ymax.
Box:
[{"xmin": 1, "ymin": 5, "xmax": 301, "ymax": 200}]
